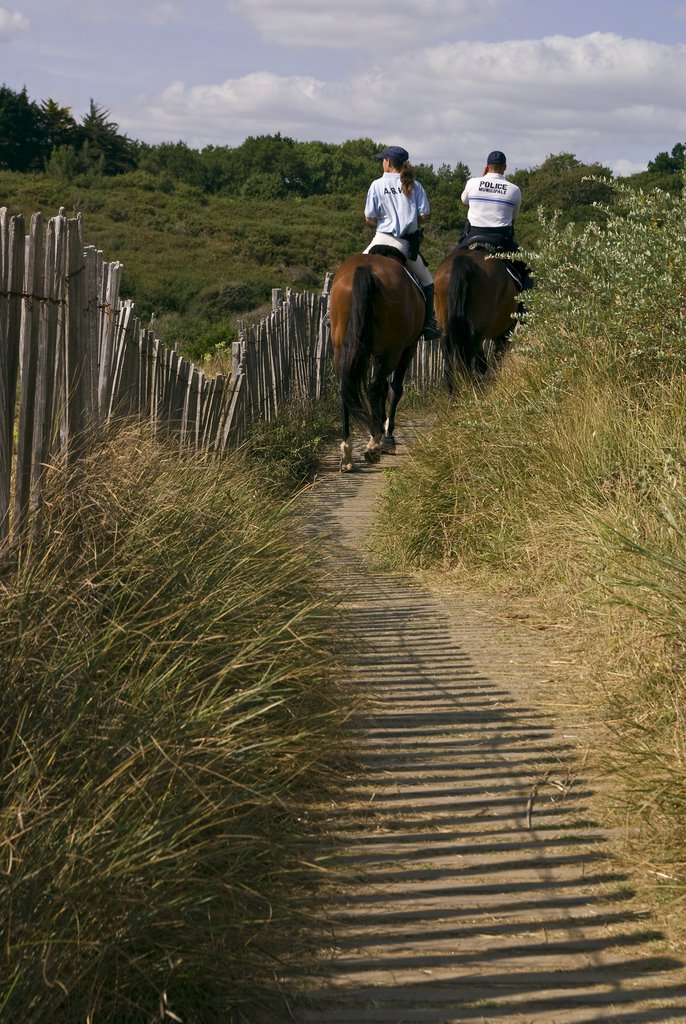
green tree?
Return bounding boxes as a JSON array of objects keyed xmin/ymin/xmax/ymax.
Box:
[
  {"xmin": 138, "ymin": 140, "xmax": 208, "ymax": 189},
  {"xmin": 0, "ymin": 84, "xmax": 43, "ymax": 170},
  {"xmin": 647, "ymin": 142, "xmax": 685, "ymax": 175},
  {"xmin": 76, "ymin": 99, "xmax": 136, "ymax": 175},
  {"xmin": 38, "ymin": 98, "xmax": 77, "ymax": 154},
  {"xmin": 511, "ymin": 152, "xmax": 614, "ymax": 245},
  {"xmin": 241, "ymin": 171, "xmax": 287, "ymax": 199},
  {"xmin": 328, "ymin": 138, "xmax": 379, "ymax": 194},
  {"xmin": 45, "ymin": 144, "xmax": 80, "ymax": 180}
]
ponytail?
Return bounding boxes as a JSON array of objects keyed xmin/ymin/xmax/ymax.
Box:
[
  {"xmin": 400, "ymin": 162, "xmax": 415, "ymax": 198},
  {"xmin": 387, "ymin": 157, "xmax": 415, "ymax": 197}
]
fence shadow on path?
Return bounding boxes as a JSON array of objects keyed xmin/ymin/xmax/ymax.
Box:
[{"xmin": 291, "ymin": 454, "xmax": 686, "ymax": 1024}]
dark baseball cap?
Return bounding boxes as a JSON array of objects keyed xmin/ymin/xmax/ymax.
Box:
[
  {"xmin": 375, "ymin": 145, "xmax": 410, "ymax": 164},
  {"xmin": 487, "ymin": 150, "xmax": 507, "ymax": 165}
]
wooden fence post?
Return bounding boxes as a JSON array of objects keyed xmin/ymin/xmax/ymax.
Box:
[
  {"xmin": 0, "ymin": 212, "xmax": 24, "ymax": 549},
  {"xmin": 13, "ymin": 213, "xmax": 44, "ymax": 542}
]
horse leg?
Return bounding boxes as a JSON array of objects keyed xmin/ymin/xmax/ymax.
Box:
[
  {"xmin": 492, "ymin": 326, "xmax": 514, "ymax": 364},
  {"xmin": 473, "ymin": 330, "xmax": 489, "ymax": 377},
  {"xmin": 441, "ymin": 339, "xmax": 459, "ymax": 398},
  {"xmin": 339, "ymin": 389, "xmax": 354, "ymax": 472},
  {"xmin": 364, "ymin": 360, "xmax": 388, "ymax": 464},
  {"xmin": 382, "ymin": 347, "xmax": 414, "ymax": 451}
]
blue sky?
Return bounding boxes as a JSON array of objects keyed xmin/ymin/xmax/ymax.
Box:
[{"xmin": 2, "ymin": 0, "xmax": 686, "ymax": 175}]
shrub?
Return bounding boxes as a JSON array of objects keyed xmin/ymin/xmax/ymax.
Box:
[{"xmin": 0, "ymin": 427, "xmax": 348, "ymax": 1022}]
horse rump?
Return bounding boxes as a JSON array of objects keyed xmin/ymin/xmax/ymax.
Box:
[
  {"xmin": 444, "ymin": 254, "xmax": 483, "ymax": 376},
  {"xmin": 335, "ymin": 264, "xmax": 379, "ymax": 429}
]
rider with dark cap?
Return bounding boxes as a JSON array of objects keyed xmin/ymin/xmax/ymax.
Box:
[
  {"xmin": 363, "ymin": 144, "xmax": 441, "ymax": 339},
  {"xmin": 459, "ymin": 150, "xmax": 532, "ymax": 290},
  {"xmin": 460, "ymin": 150, "xmax": 521, "ymax": 249}
]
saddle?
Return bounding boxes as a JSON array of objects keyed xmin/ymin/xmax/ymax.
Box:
[
  {"xmin": 366, "ymin": 246, "xmax": 425, "ymax": 298},
  {"xmin": 368, "ymin": 244, "xmax": 406, "ymax": 265},
  {"xmin": 455, "ymin": 238, "xmax": 526, "ymax": 291},
  {"xmin": 460, "ymin": 236, "xmax": 502, "ymax": 253}
]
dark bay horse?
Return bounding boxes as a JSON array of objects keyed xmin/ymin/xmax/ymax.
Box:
[
  {"xmin": 434, "ymin": 247, "xmax": 519, "ymax": 390},
  {"xmin": 329, "ymin": 253, "xmax": 424, "ymax": 472}
]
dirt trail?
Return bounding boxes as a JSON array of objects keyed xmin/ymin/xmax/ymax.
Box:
[{"xmin": 290, "ymin": 433, "xmax": 686, "ymax": 1024}]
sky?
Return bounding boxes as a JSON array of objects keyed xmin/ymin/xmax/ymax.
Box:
[{"xmin": 2, "ymin": 0, "xmax": 686, "ymax": 176}]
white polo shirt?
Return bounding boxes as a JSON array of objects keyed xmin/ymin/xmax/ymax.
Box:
[
  {"xmin": 365, "ymin": 172, "xmax": 430, "ymax": 237},
  {"xmin": 461, "ymin": 172, "xmax": 521, "ymax": 228}
]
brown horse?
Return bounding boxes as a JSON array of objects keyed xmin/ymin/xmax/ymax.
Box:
[
  {"xmin": 329, "ymin": 253, "xmax": 424, "ymax": 471},
  {"xmin": 434, "ymin": 247, "xmax": 519, "ymax": 390}
]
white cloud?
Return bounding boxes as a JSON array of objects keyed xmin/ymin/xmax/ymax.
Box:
[
  {"xmin": 82, "ymin": 0, "xmax": 182, "ymax": 25},
  {"xmin": 117, "ymin": 32, "xmax": 686, "ymax": 174},
  {"xmin": 612, "ymin": 158, "xmax": 648, "ymax": 177},
  {"xmin": 225, "ymin": 0, "xmax": 510, "ymax": 48},
  {"xmin": 0, "ymin": 6, "xmax": 30, "ymax": 40}
]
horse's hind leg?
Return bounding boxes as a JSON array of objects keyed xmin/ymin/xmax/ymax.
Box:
[
  {"xmin": 364, "ymin": 360, "xmax": 388, "ymax": 464},
  {"xmin": 339, "ymin": 391, "xmax": 354, "ymax": 472},
  {"xmin": 492, "ymin": 326, "xmax": 514, "ymax": 363},
  {"xmin": 382, "ymin": 346, "xmax": 415, "ymax": 451}
]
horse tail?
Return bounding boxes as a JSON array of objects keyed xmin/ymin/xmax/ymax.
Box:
[
  {"xmin": 445, "ymin": 256, "xmax": 481, "ymax": 373},
  {"xmin": 338, "ymin": 265, "xmax": 377, "ymax": 429}
]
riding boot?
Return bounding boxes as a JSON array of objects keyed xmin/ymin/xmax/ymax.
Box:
[{"xmin": 421, "ymin": 285, "xmax": 441, "ymax": 339}]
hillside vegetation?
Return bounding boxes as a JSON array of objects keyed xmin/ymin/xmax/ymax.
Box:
[
  {"xmin": 3, "ymin": 85, "xmax": 683, "ymax": 362},
  {"xmin": 376, "ymin": 175, "xmax": 686, "ymax": 937}
]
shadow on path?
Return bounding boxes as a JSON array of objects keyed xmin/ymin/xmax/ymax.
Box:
[{"xmin": 290, "ymin": 443, "xmax": 686, "ymax": 1024}]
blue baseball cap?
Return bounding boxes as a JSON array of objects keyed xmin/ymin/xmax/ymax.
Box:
[
  {"xmin": 375, "ymin": 145, "xmax": 409, "ymax": 165},
  {"xmin": 487, "ymin": 150, "xmax": 507, "ymax": 165}
]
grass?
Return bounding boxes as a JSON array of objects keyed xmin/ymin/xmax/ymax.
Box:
[
  {"xmin": 241, "ymin": 391, "xmax": 340, "ymax": 495},
  {"xmin": 0, "ymin": 421, "xmax": 351, "ymax": 1022},
  {"xmin": 373, "ymin": 177, "xmax": 686, "ymax": 940}
]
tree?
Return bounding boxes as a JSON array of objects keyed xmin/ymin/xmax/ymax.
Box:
[
  {"xmin": 647, "ymin": 142, "xmax": 685, "ymax": 175},
  {"xmin": 0, "ymin": 84, "xmax": 43, "ymax": 170},
  {"xmin": 510, "ymin": 152, "xmax": 614, "ymax": 243},
  {"xmin": 241, "ymin": 171, "xmax": 287, "ymax": 199},
  {"xmin": 138, "ymin": 140, "xmax": 208, "ymax": 189},
  {"xmin": 38, "ymin": 98, "xmax": 77, "ymax": 154},
  {"xmin": 45, "ymin": 144, "xmax": 79, "ymax": 180},
  {"xmin": 76, "ymin": 99, "xmax": 136, "ymax": 175}
]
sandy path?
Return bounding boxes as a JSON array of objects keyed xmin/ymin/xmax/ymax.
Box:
[{"xmin": 290, "ymin": 433, "xmax": 686, "ymax": 1024}]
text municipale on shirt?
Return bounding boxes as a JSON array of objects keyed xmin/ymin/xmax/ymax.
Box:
[{"xmin": 460, "ymin": 172, "xmax": 522, "ymax": 228}]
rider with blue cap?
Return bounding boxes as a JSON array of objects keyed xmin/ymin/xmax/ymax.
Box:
[
  {"xmin": 363, "ymin": 145, "xmax": 441, "ymax": 339},
  {"xmin": 459, "ymin": 150, "xmax": 533, "ymax": 290}
]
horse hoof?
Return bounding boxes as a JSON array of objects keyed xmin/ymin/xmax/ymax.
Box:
[
  {"xmin": 364, "ymin": 448, "xmax": 381, "ymax": 464},
  {"xmin": 380, "ymin": 436, "xmax": 396, "ymax": 453},
  {"xmin": 340, "ymin": 460, "xmax": 354, "ymax": 473}
]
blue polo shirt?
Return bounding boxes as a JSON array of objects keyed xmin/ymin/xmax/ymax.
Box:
[{"xmin": 365, "ymin": 172, "xmax": 430, "ymax": 237}]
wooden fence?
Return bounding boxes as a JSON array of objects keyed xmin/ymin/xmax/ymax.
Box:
[{"xmin": 0, "ymin": 206, "xmax": 442, "ymax": 557}]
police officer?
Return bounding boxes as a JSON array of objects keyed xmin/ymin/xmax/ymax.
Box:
[
  {"xmin": 460, "ymin": 150, "xmax": 522, "ymax": 251},
  {"xmin": 459, "ymin": 150, "xmax": 532, "ymax": 290},
  {"xmin": 364, "ymin": 145, "xmax": 441, "ymax": 339}
]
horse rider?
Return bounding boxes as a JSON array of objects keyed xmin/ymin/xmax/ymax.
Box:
[
  {"xmin": 459, "ymin": 150, "xmax": 533, "ymax": 291},
  {"xmin": 363, "ymin": 145, "xmax": 441, "ymax": 339}
]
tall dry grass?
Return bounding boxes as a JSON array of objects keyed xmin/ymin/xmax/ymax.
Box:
[
  {"xmin": 375, "ymin": 176, "xmax": 686, "ymax": 933},
  {"xmin": 0, "ymin": 425, "xmax": 349, "ymax": 1022}
]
